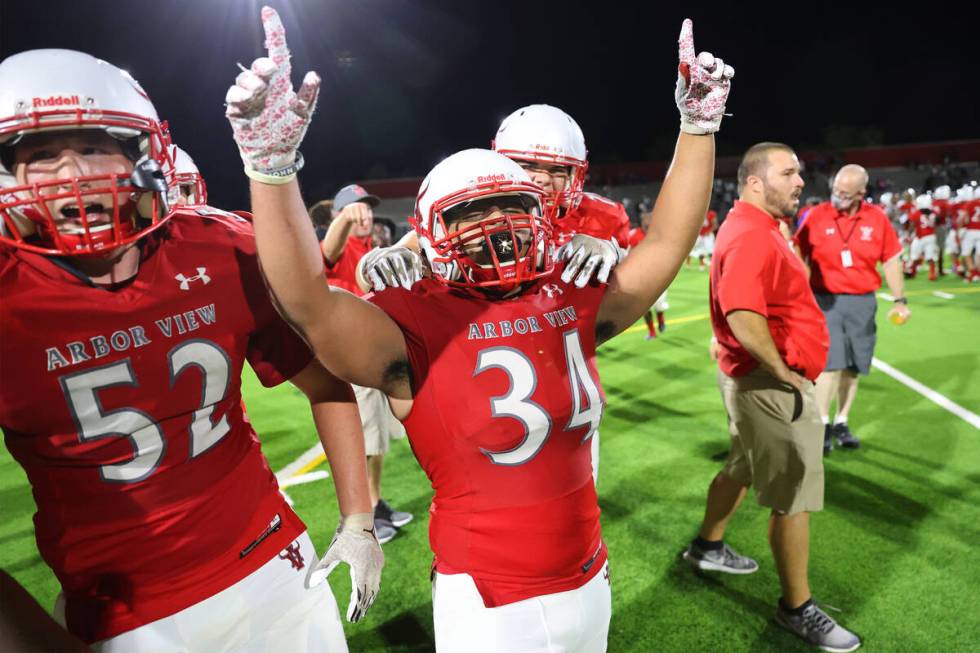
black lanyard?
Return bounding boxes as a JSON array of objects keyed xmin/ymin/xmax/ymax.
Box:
[{"xmin": 833, "ymin": 214, "xmax": 862, "ymax": 249}]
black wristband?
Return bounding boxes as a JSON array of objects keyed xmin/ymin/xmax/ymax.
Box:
[{"xmin": 894, "ymin": 297, "xmax": 908, "ymax": 305}]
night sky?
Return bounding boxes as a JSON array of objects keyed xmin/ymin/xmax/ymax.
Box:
[{"xmin": 2, "ymin": 0, "xmax": 976, "ymax": 209}]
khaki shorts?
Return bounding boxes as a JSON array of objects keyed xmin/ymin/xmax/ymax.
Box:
[
  {"xmin": 718, "ymin": 368, "xmax": 824, "ymax": 515},
  {"xmin": 353, "ymin": 384, "xmax": 405, "ymax": 456}
]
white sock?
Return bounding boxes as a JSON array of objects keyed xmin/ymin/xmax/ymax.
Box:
[{"xmin": 834, "ymin": 415, "xmax": 848, "ymax": 425}]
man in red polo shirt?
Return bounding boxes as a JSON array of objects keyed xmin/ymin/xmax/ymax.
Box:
[
  {"xmin": 684, "ymin": 143, "xmax": 859, "ymax": 652},
  {"xmin": 320, "ymin": 183, "xmax": 413, "ymax": 543},
  {"xmin": 794, "ymin": 164, "xmax": 909, "ymax": 454}
]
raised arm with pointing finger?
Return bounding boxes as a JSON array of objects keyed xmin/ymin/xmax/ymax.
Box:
[
  {"xmin": 225, "ymin": 7, "xmax": 385, "ymax": 623},
  {"xmin": 595, "ymin": 19, "xmax": 733, "ymax": 342}
]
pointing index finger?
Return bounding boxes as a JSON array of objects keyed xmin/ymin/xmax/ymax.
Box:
[
  {"xmin": 261, "ymin": 6, "xmax": 290, "ymax": 68},
  {"xmin": 678, "ymin": 18, "xmax": 696, "ymax": 65}
]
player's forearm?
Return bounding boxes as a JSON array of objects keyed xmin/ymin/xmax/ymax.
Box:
[
  {"xmin": 320, "ymin": 214, "xmax": 356, "ymax": 265},
  {"xmin": 726, "ymin": 310, "xmax": 792, "ymax": 378},
  {"xmin": 290, "ymin": 362, "xmax": 373, "ymax": 516},
  {"xmin": 249, "ymin": 178, "xmax": 333, "ymax": 327},
  {"xmin": 311, "ymin": 399, "xmax": 373, "ymax": 516},
  {"xmin": 882, "ymin": 256, "xmax": 905, "ymax": 299}
]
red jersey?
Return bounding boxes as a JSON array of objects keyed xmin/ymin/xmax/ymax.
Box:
[
  {"xmin": 712, "ymin": 201, "xmax": 829, "ymax": 381},
  {"xmin": 554, "ymin": 193, "xmax": 631, "ymax": 248},
  {"xmin": 627, "ymin": 227, "xmax": 645, "ymax": 248},
  {"xmin": 909, "ymin": 209, "xmax": 937, "ymax": 237},
  {"xmin": 933, "ymin": 198, "xmax": 952, "ymax": 227},
  {"xmin": 325, "ymin": 234, "xmax": 373, "ymax": 295},
  {"xmin": 369, "ymin": 274, "xmax": 607, "ymax": 607},
  {"xmin": 699, "ymin": 210, "xmax": 717, "ymax": 236},
  {"xmin": 0, "ymin": 209, "xmax": 309, "ymax": 643},
  {"xmin": 794, "ymin": 201, "xmax": 903, "ymax": 295},
  {"xmin": 967, "ymin": 200, "xmax": 980, "ymax": 231}
]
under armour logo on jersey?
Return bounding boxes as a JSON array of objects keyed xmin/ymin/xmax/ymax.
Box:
[
  {"xmin": 175, "ymin": 268, "xmax": 211, "ymax": 291},
  {"xmin": 860, "ymin": 226, "xmax": 874, "ymax": 241},
  {"xmin": 825, "ymin": 227, "xmax": 836, "ymax": 235},
  {"xmin": 542, "ymin": 283, "xmax": 564, "ymax": 297},
  {"xmin": 279, "ymin": 543, "xmax": 305, "ymax": 571}
]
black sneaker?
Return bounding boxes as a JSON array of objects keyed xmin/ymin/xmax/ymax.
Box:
[
  {"xmin": 682, "ymin": 540, "xmax": 758, "ymax": 574},
  {"xmin": 775, "ymin": 600, "xmax": 861, "ymax": 652},
  {"xmin": 832, "ymin": 423, "xmax": 860, "ymax": 449},
  {"xmin": 823, "ymin": 425, "xmax": 833, "ymax": 455},
  {"xmin": 375, "ymin": 498, "xmax": 413, "ymax": 528}
]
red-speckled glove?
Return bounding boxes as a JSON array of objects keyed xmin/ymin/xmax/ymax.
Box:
[
  {"xmin": 225, "ymin": 6, "xmax": 320, "ymax": 183},
  {"xmin": 675, "ymin": 19, "xmax": 735, "ymax": 135}
]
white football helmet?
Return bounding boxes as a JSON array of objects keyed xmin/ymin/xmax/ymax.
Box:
[
  {"xmin": 933, "ymin": 185, "xmax": 951, "ymax": 201},
  {"xmin": 0, "ymin": 49, "xmax": 174, "ymax": 256},
  {"xmin": 170, "ymin": 145, "xmax": 207, "ymax": 206},
  {"xmin": 414, "ymin": 148, "xmax": 554, "ymax": 290},
  {"xmin": 492, "ymin": 104, "xmax": 588, "ymax": 209},
  {"xmin": 915, "ymin": 194, "xmax": 933, "ymax": 210},
  {"xmin": 878, "ymin": 192, "xmax": 893, "ymax": 205},
  {"xmin": 957, "ymin": 185, "xmax": 975, "ymax": 202}
]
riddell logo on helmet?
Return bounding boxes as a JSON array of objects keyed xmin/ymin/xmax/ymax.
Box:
[
  {"xmin": 32, "ymin": 95, "xmax": 81, "ymax": 108},
  {"xmin": 477, "ymin": 174, "xmax": 507, "ymax": 183}
]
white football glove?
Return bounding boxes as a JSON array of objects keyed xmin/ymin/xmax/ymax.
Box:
[
  {"xmin": 358, "ymin": 246, "xmax": 424, "ymax": 292},
  {"xmin": 557, "ymin": 234, "xmax": 626, "ymax": 288},
  {"xmin": 225, "ymin": 6, "xmax": 320, "ymax": 181},
  {"xmin": 675, "ymin": 19, "xmax": 735, "ymax": 135},
  {"xmin": 305, "ymin": 513, "xmax": 384, "ymax": 623}
]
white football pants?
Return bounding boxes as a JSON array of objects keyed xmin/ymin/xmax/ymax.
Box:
[
  {"xmin": 86, "ymin": 532, "xmax": 347, "ymax": 653},
  {"xmin": 432, "ymin": 562, "xmax": 611, "ymax": 653}
]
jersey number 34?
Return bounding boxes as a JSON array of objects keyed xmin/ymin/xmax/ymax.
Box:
[{"xmin": 474, "ymin": 328, "xmax": 602, "ymax": 466}]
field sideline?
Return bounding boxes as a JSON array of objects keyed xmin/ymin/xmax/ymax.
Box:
[{"xmin": 2, "ymin": 265, "xmax": 977, "ymax": 652}]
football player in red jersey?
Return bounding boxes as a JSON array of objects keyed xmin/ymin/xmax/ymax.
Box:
[
  {"xmin": 908, "ymin": 194, "xmax": 940, "ymax": 280},
  {"xmin": 958, "ymin": 184, "xmax": 980, "ymax": 282},
  {"xmin": 931, "ymin": 185, "xmax": 951, "ymax": 276},
  {"xmin": 0, "ymin": 49, "xmax": 382, "ymax": 651},
  {"xmin": 227, "ymin": 8, "xmax": 732, "ymax": 651},
  {"xmin": 688, "ymin": 208, "xmax": 717, "ymax": 270}
]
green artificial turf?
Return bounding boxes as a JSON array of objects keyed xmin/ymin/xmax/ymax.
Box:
[{"xmin": 2, "ymin": 265, "xmax": 978, "ymax": 652}]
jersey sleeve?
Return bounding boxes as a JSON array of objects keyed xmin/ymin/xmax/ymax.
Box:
[
  {"xmin": 717, "ymin": 242, "xmax": 774, "ymax": 317},
  {"xmin": 366, "ymin": 287, "xmax": 431, "ymax": 392},
  {"xmin": 612, "ymin": 209, "xmax": 631, "ymax": 248}
]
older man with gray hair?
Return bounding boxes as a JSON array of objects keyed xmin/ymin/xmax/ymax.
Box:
[{"xmin": 793, "ymin": 164, "xmax": 910, "ymax": 454}]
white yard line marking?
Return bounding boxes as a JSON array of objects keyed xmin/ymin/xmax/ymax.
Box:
[
  {"xmin": 872, "ymin": 357, "xmax": 980, "ymax": 429},
  {"xmin": 278, "ymin": 471, "xmax": 330, "ymax": 488},
  {"xmin": 877, "ymin": 292, "xmax": 895, "ymax": 301},
  {"xmin": 275, "ymin": 443, "xmax": 328, "ymax": 482},
  {"xmin": 932, "ymin": 291, "xmax": 955, "ymax": 299}
]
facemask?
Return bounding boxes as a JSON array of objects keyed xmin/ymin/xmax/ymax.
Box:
[{"xmin": 831, "ymin": 194, "xmax": 853, "ymax": 211}]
